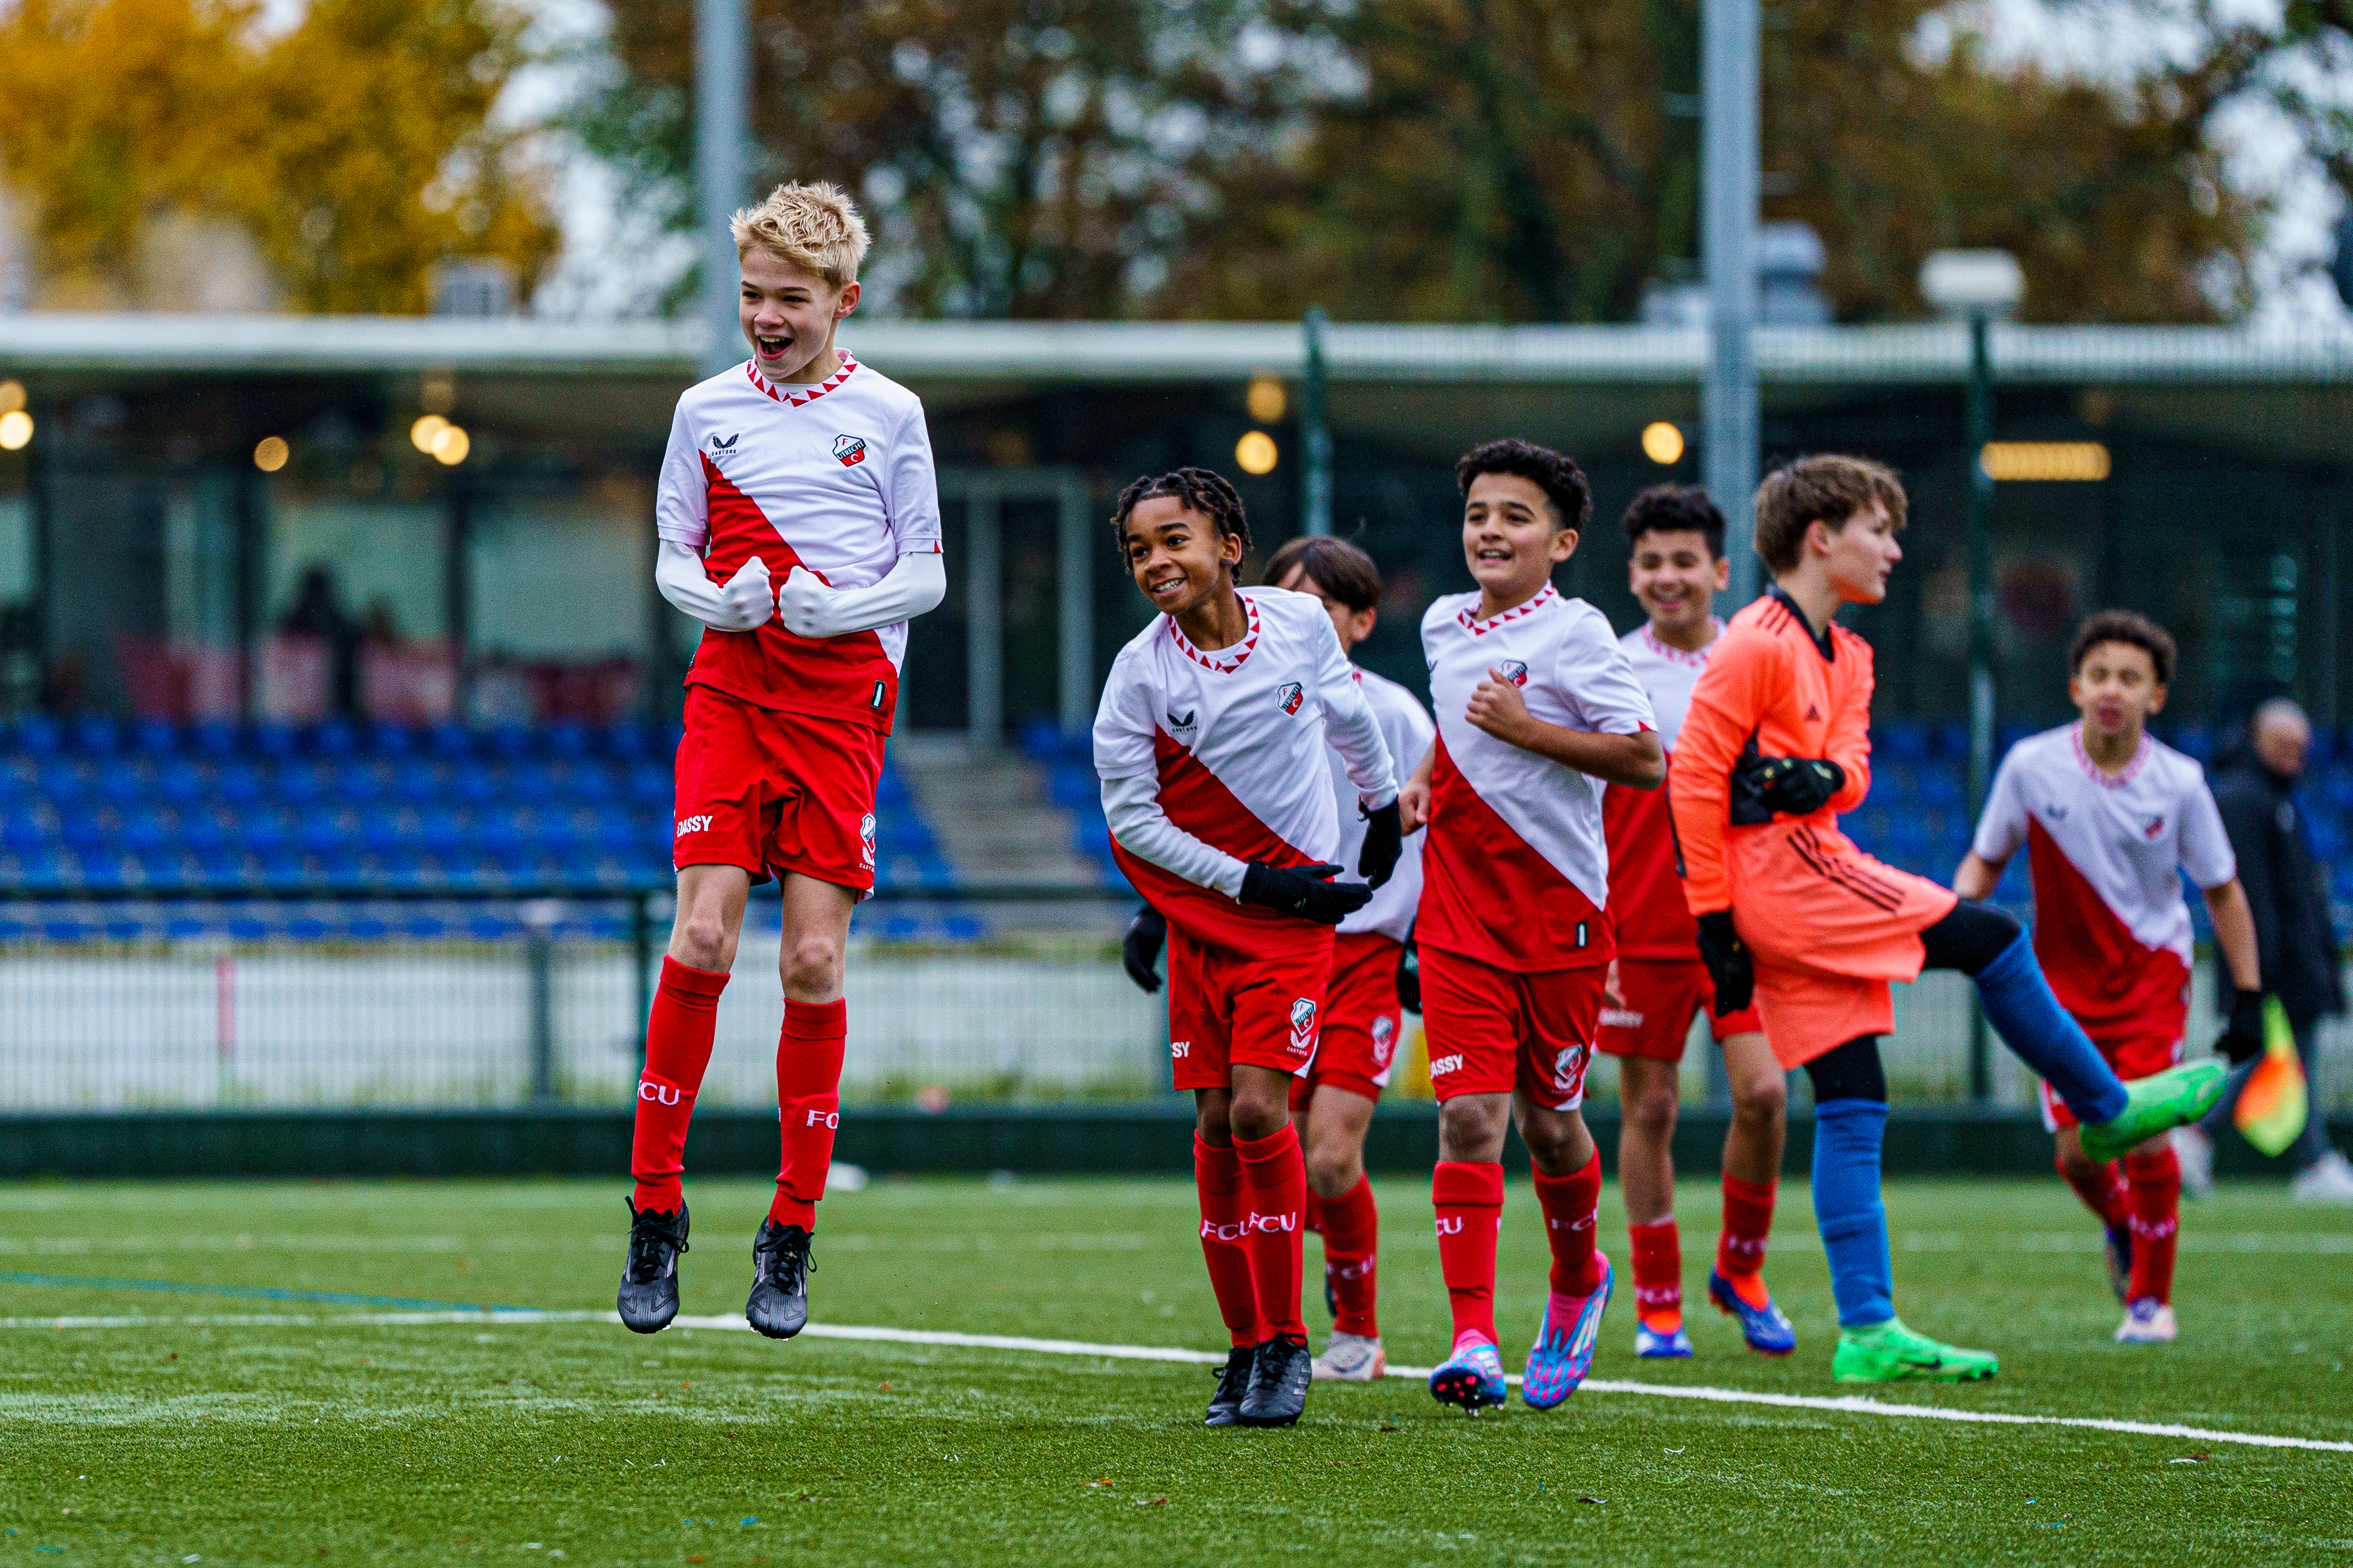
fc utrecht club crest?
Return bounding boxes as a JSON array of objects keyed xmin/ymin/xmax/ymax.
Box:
[
  {"xmin": 1275, "ymin": 682, "xmax": 1305, "ymax": 715},
  {"xmin": 2143, "ymin": 814, "xmax": 2165, "ymax": 839},
  {"xmin": 1371, "ymin": 1013, "xmax": 1396, "ymax": 1068},
  {"xmin": 1288, "ymin": 997, "xmax": 1318, "ymax": 1053},
  {"xmin": 832, "ymin": 434, "xmax": 868, "ymax": 467},
  {"xmin": 1496, "ymin": 660, "xmax": 1529, "ymax": 688},
  {"xmin": 859, "ymin": 812, "xmax": 877, "ymax": 869}
]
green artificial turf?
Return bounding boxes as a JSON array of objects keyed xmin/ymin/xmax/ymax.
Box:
[{"xmin": 1, "ymin": 1175, "xmax": 2348, "ymax": 1565}]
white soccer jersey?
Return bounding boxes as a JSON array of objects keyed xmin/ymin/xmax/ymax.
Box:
[
  {"xmin": 1604, "ymin": 620, "xmax": 1723, "ymax": 959},
  {"xmin": 1417, "ymin": 584, "xmax": 1657, "ymax": 972},
  {"xmin": 1094, "ymin": 587, "xmax": 1393, "ymax": 957},
  {"xmin": 655, "ymin": 354, "xmax": 943, "ymax": 731},
  {"xmin": 1970, "ymin": 723, "xmax": 2235, "ymax": 1027},
  {"xmin": 1330, "ymin": 666, "xmax": 1435, "ymax": 942},
  {"xmin": 1619, "ymin": 620, "xmax": 1721, "ymax": 749}
]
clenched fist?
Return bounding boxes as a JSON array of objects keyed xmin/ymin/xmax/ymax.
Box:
[{"xmin": 713, "ymin": 556, "xmax": 776, "ymax": 631}]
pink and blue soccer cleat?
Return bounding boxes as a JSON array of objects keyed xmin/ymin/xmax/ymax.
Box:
[
  {"xmin": 1427, "ymin": 1339, "xmax": 1508, "ymax": 1414},
  {"xmin": 1707, "ymin": 1269, "xmax": 1797, "ymax": 1357},
  {"xmin": 1523, "ymin": 1254, "xmax": 1613, "ymax": 1409}
]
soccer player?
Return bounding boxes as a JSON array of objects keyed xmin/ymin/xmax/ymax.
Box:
[
  {"xmin": 1398, "ymin": 439, "xmax": 1665, "ymax": 1413},
  {"xmin": 1268, "ymin": 536, "xmax": 1432, "ymax": 1381},
  {"xmin": 1093, "ymin": 469, "xmax": 1402, "ymax": 1428},
  {"xmin": 1599, "ymin": 486, "xmax": 1794, "ymax": 1361},
  {"xmin": 618, "ymin": 182, "xmax": 947, "ymax": 1340},
  {"xmin": 1953, "ymin": 611, "xmax": 2264, "ymax": 1344},
  {"xmin": 1669, "ymin": 455, "xmax": 2228, "ymax": 1382}
]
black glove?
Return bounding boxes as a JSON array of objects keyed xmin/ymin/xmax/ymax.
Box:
[
  {"xmin": 1733, "ymin": 753, "xmax": 1847, "ymax": 818},
  {"xmin": 1695, "ymin": 910, "xmax": 1754, "ymax": 1017},
  {"xmin": 1395, "ymin": 929, "xmax": 1420, "ymax": 1014},
  {"xmin": 1121, "ymin": 905, "xmax": 1167, "ymax": 994},
  {"xmin": 2217, "ymin": 987, "xmax": 2267, "ymax": 1065},
  {"xmin": 1239, "ymin": 862, "xmax": 1372, "ymax": 925},
  {"xmin": 1357, "ymin": 798, "xmax": 1404, "ymax": 889}
]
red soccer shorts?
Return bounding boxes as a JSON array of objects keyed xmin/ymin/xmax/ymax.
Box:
[
  {"xmin": 1418, "ymin": 945, "xmax": 1601, "ymax": 1110},
  {"xmin": 2039, "ymin": 1006, "xmax": 2187, "ymax": 1132},
  {"xmin": 1598, "ymin": 958, "xmax": 1764, "ymax": 1062},
  {"xmin": 1166, "ymin": 923, "xmax": 1334, "ymax": 1093},
  {"xmin": 671, "ymin": 686, "xmax": 885, "ymax": 894},
  {"xmin": 1289, "ymin": 930, "xmax": 1403, "ymax": 1107}
]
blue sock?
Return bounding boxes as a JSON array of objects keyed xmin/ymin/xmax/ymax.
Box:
[
  {"xmin": 1812, "ymin": 1099, "xmax": 1894, "ymax": 1328},
  {"xmin": 1975, "ymin": 933, "xmax": 2127, "ymax": 1124}
]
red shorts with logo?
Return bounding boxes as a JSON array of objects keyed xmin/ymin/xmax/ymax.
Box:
[
  {"xmin": 1418, "ymin": 945, "xmax": 1602, "ymax": 1111},
  {"xmin": 671, "ymin": 686, "xmax": 884, "ymax": 894},
  {"xmin": 2038, "ymin": 1002, "xmax": 2187, "ymax": 1132},
  {"xmin": 1598, "ymin": 958, "xmax": 1765, "ymax": 1062},
  {"xmin": 1166, "ymin": 924, "xmax": 1334, "ymax": 1093},
  {"xmin": 1289, "ymin": 930, "xmax": 1403, "ymax": 1107}
]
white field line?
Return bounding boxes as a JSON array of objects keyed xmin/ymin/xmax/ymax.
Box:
[{"xmin": 3, "ymin": 1308, "xmax": 2347, "ymax": 1454}]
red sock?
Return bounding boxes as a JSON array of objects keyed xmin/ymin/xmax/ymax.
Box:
[
  {"xmin": 2059, "ymin": 1150, "xmax": 2129, "ymax": 1233},
  {"xmin": 1234, "ymin": 1125, "xmax": 1307, "ymax": 1342},
  {"xmin": 1319, "ymin": 1174, "xmax": 1381, "ymax": 1339},
  {"xmin": 1717, "ymin": 1173, "xmax": 1778, "ymax": 1281},
  {"xmin": 1303, "ymin": 1188, "xmax": 1327, "ymax": 1236},
  {"xmin": 2123, "ymin": 1143, "xmax": 2181, "ymax": 1306},
  {"xmin": 1195, "ymin": 1137, "xmax": 1264, "ymax": 1348},
  {"xmin": 1628, "ymin": 1217, "xmax": 1682, "ymax": 1329},
  {"xmin": 629, "ymin": 957, "xmax": 729, "ymax": 1213},
  {"xmin": 770, "ymin": 998, "xmax": 847, "ymax": 1231},
  {"xmin": 1533, "ymin": 1150, "xmax": 1605, "ymax": 1299},
  {"xmin": 1433, "ymin": 1160, "xmax": 1505, "ymax": 1350}
]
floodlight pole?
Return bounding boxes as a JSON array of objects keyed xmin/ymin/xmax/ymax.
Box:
[
  {"xmin": 1965, "ymin": 311, "xmax": 1996, "ymax": 1104},
  {"xmin": 696, "ymin": 0, "xmax": 751, "ymax": 379},
  {"xmin": 1301, "ymin": 308, "xmax": 1333, "ymax": 536},
  {"xmin": 1703, "ymin": 0, "xmax": 1761, "ymax": 611}
]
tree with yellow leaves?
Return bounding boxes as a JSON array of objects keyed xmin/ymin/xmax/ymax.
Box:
[{"xmin": 0, "ymin": 0, "xmax": 559, "ymax": 313}]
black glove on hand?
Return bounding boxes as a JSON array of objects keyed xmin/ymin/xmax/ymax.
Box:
[
  {"xmin": 1695, "ymin": 909, "xmax": 1754, "ymax": 1017},
  {"xmin": 2217, "ymin": 987, "xmax": 2268, "ymax": 1065},
  {"xmin": 1239, "ymin": 862, "xmax": 1372, "ymax": 925},
  {"xmin": 1121, "ymin": 905, "xmax": 1167, "ymax": 994},
  {"xmin": 1734, "ymin": 754, "xmax": 1847, "ymax": 817},
  {"xmin": 1357, "ymin": 798, "xmax": 1404, "ymax": 889},
  {"xmin": 1395, "ymin": 930, "xmax": 1420, "ymax": 1014}
]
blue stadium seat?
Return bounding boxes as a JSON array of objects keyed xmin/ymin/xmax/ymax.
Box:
[
  {"xmin": 2, "ymin": 810, "xmax": 54, "ymax": 853},
  {"xmin": 252, "ymin": 721, "xmax": 298, "ymax": 758},
  {"xmin": 370, "ymin": 721, "xmax": 419, "ymax": 755},
  {"xmin": 13, "ymin": 713, "xmax": 63, "ymax": 755},
  {"xmin": 216, "ymin": 763, "xmax": 264, "ymax": 807},
  {"xmin": 313, "ymin": 720, "xmax": 358, "ymax": 757},
  {"xmin": 73, "ymin": 716, "xmax": 122, "ymax": 755},
  {"xmin": 192, "ymin": 720, "xmax": 241, "ymax": 757},
  {"xmin": 239, "ymin": 813, "xmax": 291, "ymax": 856},
  {"xmin": 133, "ymin": 718, "xmax": 181, "ymax": 754},
  {"xmin": 123, "ymin": 809, "xmax": 173, "ymax": 855}
]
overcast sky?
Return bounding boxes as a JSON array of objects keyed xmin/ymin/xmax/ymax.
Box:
[{"xmin": 503, "ymin": 0, "xmax": 2353, "ymax": 325}]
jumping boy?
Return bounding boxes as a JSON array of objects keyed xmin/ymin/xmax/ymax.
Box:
[
  {"xmin": 1398, "ymin": 439, "xmax": 1665, "ymax": 1414},
  {"xmin": 1669, "ymin": 455, "xmax": 2227, "ymax": 1382},
  {"xmin": 1600, "ymin": 486, "xmax": 1794, "ymax": 1361},
  {"xmin": 1954, "ymin": 610, "xmax": 2264, "ymax": 1344},
  {"xmin": 1093, "ymin": 469, "xmax": 1402, "ymax": 1428},
  {"xmin": 620, "ymin": 181, "xmax": 947, "ymax": 1340}
]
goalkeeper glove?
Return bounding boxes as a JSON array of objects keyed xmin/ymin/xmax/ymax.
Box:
[
  {"xmin": 1357, "ymin": 798, "xmax": 1403, "ymax": 889},
  {"xmin": 1733, "ymin": 753, "xmax": 1846, "ymax": 818},
  {"xmin": 2217, "ymin": 987, "xmax": 2267, "ymax": 1065},
  {"xmin": 1395, "ymin": 930, "xmax": 1420, "ymax": 1014},
  {"xmin": 1239, "ymin": 862, "xmax": 1371, "ymax": 925},
  {"xmin": 1121, "ymin": 905, "xmax": 1167, "ymax": 994},
  {"xmin": 1694, "ymin": 910, "xmax": 1754, "ymax": 1017}
]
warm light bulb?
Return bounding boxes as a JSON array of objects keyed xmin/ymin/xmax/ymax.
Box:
[
  {"xmin": 1245, "ymin": 376, "xmax": 1287, "ymax": 423},
  {"xmin": 0, "ymin": 410, "xmax": 30, "ymax": 452},
  {"xmin": 253, "ymin": 436, "xmax": 290, "ymax": 472},
  {"xmin": 431, "ymin": 425, "xmax": 471, "ymax": 466},
  {"xmin": 0, "ymin": 380, "xmax": 24, "ymax": 415},
  {"xmin": 1641, "ymin": 422, "xmax": 1685, "ymax": 465},
  {"xmin": 410, "ymin": 414, "xmax": 449, "ymax": 453},
  {"xmin": 1234, "ymin": 430, "xmax": 1279, "ymax": 475}
]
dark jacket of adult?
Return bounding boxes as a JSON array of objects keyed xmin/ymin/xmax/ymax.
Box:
[{"xmin": 2212, "ymin": 750, "xmax": 2344, "ymax": 1024}]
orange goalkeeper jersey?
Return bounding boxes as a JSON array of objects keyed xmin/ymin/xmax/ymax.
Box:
[{"xmin": 1669, "ymin": 587, "xmax": 1875, "ymax": 916}]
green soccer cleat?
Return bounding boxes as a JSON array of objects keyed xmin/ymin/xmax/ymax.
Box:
[
  {"xmin": 2078, "ymin": 1061, "xmax": 2228, "ymax": 1165},
  {"xmin": 1832, "ymin": 1318, "xmax": 1999, "ymax": 1383}
]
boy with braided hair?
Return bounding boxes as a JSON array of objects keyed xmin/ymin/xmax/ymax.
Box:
[{"xmin": 1094, "ymin": 468, "xmax": 1402, "ymax": 1427}]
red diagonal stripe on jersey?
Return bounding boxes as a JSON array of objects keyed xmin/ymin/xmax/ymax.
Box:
[
  {"xmin": 689, "ymin": 456, "xmax": 895, "ymax": 727},
  {"xmin": 2024, "ymin": 817, "xmax": 2188, "ymax": 1028},
  {"xmin": 1152, "ymin": 729, "xmax": 1318, "ymax": 869},
  {"xmin": 1418, "ymin": 733, "xmax": 1608, "ymax": 971},
  {"xmin": 1110, "ymin": 731, "xmax": 1329, "ymax": 959}
]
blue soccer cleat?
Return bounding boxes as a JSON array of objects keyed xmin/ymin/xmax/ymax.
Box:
[
  {"xmin": 1634, "ymin": 1320, "xmax": 1693, "ymax": 1359},
  {"xmin": 1523, "ymin": 1254, "xmax": 1613, "ymax": 1409},
  {"xmin": 1707, "ymin": 1269, "xmax": 1797, "ymax": 1357},
  {"xmin": 1427, "ymin": 1339, "xmax": 1508, "ymax": 1414}
]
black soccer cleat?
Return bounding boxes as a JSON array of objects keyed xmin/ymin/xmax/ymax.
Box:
[
  {"xmin": 746, "ymin": 1218, "xmax": 813, "ymax": 1339},
  {"xmin": 1238, "ymin": 1336, "xmax": 1312, "ymax": 1427},
  {"xmin": 618, "ymin": 1200, "xmax": 688, "ymax": 1334},
  {"xmin": 1204, "ymin": 1346, "xmax": 1254, "ymax": 1427}
]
